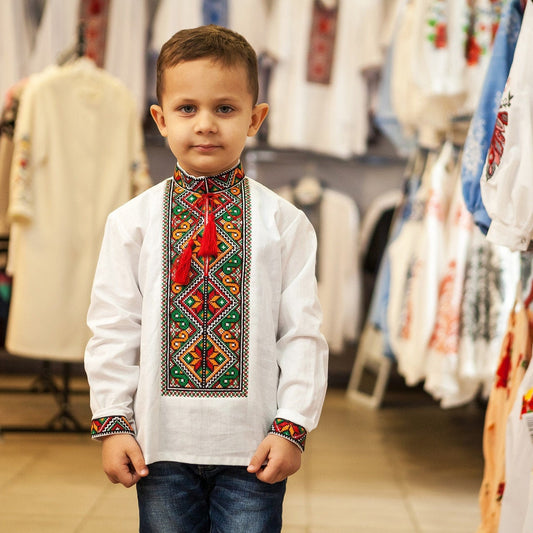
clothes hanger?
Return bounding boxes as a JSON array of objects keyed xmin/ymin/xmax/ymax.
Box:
[
  {"xmin": 56, "ymin": 22, "xmax": 86, "ymax": 66},
  {"xmin": 292, "ymin": 163, "xmax": 324, "ymax": 206}
]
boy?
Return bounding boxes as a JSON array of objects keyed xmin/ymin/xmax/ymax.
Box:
[{"xmin": 85, "ymin": 25, "xmax": 328, "ymax": 533}]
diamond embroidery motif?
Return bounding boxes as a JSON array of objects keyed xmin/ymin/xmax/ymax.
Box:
[{"xmin": 161, "ymin": 165, "xmax": 250, "ymax": 397}]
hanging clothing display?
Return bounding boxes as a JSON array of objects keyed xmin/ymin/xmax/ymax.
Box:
[
  {"xmin": 389, "ymin": 0, "xmax": 466, "ymax": 149},
  {"xmin": 461, "ymin": 0, "xmax": 523, "ymax": 235},
  {"xmin": 3, "ymin": 0, "xmax": 147, "ymax": 119},
  {"xmin": 388, "ymin": 141, "xmax": 459, "ymax": 386},
  {"xmin": 277, "ymin": 178, "xmax": 361, "ymax": 354},
  {"xmin": 481, "ymin": 0, "xmax": 533, "ymax": 252},
  {"xmin": 6, "ymin": 58, "xmax": 151, "ymax": 362},
  {"xmin": 363, "ymin": 136, "xmax": 519, "ymax": 407},
  {"xmin": 266, "ymin": 0, "xmax": 384, "ymax": 158},
  {"xmin": 424, "ymin": 159, "xmax": 478, "ymax": 407},
  {"xmin": 367, "ymin": 149, "xmax": 431, "ymax": 359},
  {"xmin": 386, "ymin": 0, "xmax": 505, "ymax": 150}
]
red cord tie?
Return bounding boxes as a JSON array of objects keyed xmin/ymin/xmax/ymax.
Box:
[
  {"xmin": 171, "ymin": 238, "xmax": 193, "ymax": 285},
  {"xmin": 171, "ymin": 193, "xmax": 219, "ymax": 286},
  {"xmin": 198, "ymin": 193, "xmax": 219, "ymax": 258}
]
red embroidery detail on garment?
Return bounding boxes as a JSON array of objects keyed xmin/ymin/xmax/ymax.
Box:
[
  {"xmin": 466, "ymin": 36, "xmax": 482, "ymax": 65},
  {"xmin": 495, "ymin": 332, "xmax": 513, "ymax": 388},
  {"xmin": 306, "ymin": 0, "xmax": 339, "ymax": 85},
  {"xmin": 428, "ymin": 261, "xmax": 460, "ymax": 354},
  {"xmin": 521, "ymin": 389, "xmax": 533, "ymax": 417},
  {"xmin": 486, "ymin": 91, "xmax": 513, "ymax": 180},
  {"xmin": 434, "ymin": 23, "xmax": 448, "ymax": 48},
  {"xmin": 497, "ymin": 482, "xmax": 505, "ymax": 502}
]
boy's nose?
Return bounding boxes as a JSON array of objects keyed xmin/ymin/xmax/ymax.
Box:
[{"xmin": 194, "ymin": 111, "xmax": 217, "ymax": 134}]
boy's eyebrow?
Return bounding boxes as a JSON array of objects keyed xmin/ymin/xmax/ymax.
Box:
[{"xmin": 170, "ymin": 95, "xmax": 243, "ymax": 104}]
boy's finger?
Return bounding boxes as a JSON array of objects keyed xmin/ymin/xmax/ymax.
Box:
[
  {"xmin": 247, "ymin": 442, "xmax": 269, "ymax": 473},
  {"xmin": 127, "ymin": 446, "xmax": 149, "ymax": 477}
]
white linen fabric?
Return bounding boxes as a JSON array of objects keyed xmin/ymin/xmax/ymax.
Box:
[{"xmin": 85, "ymin": 175, "xmax": 328, "ymax": 466}]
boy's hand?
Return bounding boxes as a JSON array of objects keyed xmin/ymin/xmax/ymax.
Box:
[
  {"xmin": 247, "ymin": 434, "xmax": 302, "ymax": 484},
  {"xmin": 101, "ymin": 434, "xmax": 149, "ymax": 488}
]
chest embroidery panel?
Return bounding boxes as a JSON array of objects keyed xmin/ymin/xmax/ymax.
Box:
[{"xmin": 161, "ymin": 173, "xmax": 251, "ymax": 398}]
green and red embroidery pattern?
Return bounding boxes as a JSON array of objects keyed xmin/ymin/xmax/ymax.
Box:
[
  {"xmin": 269, "ymin": 418, "xmax": 307, "ymax": 452},
  {"xmin": 91, "ymin": 416, "xmax": 134, "ymax": 438},
  {"xmin": 161, "ymin": 166, "xmax": 251, "ymax": 397}
]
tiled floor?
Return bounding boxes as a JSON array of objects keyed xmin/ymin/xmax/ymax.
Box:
[{"xmin": 0, "ymin": 374, "xmax": 484, "ymax": 532}]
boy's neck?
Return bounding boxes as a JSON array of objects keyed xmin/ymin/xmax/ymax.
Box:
[{"xmin": 173, "ymin": 161, "xmax": 244, "ymax": 193}]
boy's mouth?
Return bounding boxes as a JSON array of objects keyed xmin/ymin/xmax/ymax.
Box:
[{"xmin": 194, "ymin": 144, "xmax": 220, "ymax": 152}]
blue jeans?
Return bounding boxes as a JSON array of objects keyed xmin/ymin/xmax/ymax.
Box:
[{"xmin": 136, "ymin": 462, "xmax": 287, "ymax": 533}]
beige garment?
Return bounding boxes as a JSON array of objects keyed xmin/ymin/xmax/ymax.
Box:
[
  {"xmin": 478, "ymin": 304, "xmax": 532, "ymax": 533},
  {"xmin": 6, "ymin": 58, "xmax": 151, "ymax": 362}
]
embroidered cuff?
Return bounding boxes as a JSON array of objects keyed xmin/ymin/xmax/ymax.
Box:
[
  {"xmin": 91, "ymin": 416, "xmax": 135, "ymax": 439},
  {"xmin": 268, "ymin": 418, "xmax": 307, "ymax": 452}
]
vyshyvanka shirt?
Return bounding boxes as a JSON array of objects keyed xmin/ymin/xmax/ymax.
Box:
[{"xmin": 85, "ymin": 163, "xmax": 328, "ymax": 465}]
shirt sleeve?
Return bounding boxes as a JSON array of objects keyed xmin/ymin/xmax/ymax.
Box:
[
  {"xmin": 273, "ymin": 209, "xmax": 329, "ymax": 441},
  {"xmin": 84, "ymin": 210, "xmax": 143, "ymax": 438}
]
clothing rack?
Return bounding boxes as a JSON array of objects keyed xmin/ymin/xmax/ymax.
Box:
[
  {"xmin": 0, "ymin": 360, "xmax": 88, "ymax": 433},
  {"xmin": 346, "ymin": 323, "xmax": 392, "ymax": 408}
]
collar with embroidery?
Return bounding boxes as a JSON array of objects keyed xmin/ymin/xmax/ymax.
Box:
[{"xmin": 173, "ymin": 162, "xmax": 245, "ymax": 193}]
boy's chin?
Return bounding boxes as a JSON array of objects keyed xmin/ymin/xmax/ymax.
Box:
[{"xmin": 181, "ymin": 158, "xmax": 238, "ymax": 177}]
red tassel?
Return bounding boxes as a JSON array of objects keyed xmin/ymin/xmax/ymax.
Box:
[
  {"xmin": 171, "ymin": 239, "xmax": 193, "ymax": 285},
  {"xmin": 199, "ymin": 212, "xmax": 218, "ymax": 257}
]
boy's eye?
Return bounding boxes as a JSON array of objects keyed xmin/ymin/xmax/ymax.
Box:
[
  {"xmin": 179, "ymin": 105, "xmax": 196, "ymax": 114},
  {"xmin": 218, "ymin": 105, "xmax": 234, "ymax": 114}
]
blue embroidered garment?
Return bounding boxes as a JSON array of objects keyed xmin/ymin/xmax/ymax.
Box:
[
  {"xmin": 202, "ymin": 0, "xmax": 228, "ymax": 26},
  {"xmin": 460, "ymin": 0, "xmax": 523, "ymax": 234}
]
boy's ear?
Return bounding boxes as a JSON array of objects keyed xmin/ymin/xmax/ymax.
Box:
[
  {"xmin": 248, "ymin": 103, "xmax": 269, "ymax": 137},
  {"xmin": 150, "ymin": 104, "xmax": 168, "ymax": 137}
]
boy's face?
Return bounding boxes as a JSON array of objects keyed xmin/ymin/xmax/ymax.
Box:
[{"xmin": 150, "ymin": 58, "xmax": 268, "ymax": 177}]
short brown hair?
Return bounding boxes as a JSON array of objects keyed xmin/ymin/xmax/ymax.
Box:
[{"xmin": 155, "ymin": 25, "xmax": 259, "ymax": 105}]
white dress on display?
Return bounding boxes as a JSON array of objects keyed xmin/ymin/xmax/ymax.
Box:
[{"xmin": 6, "ymin": 59, "xmax": 151, "ymax": 362}]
